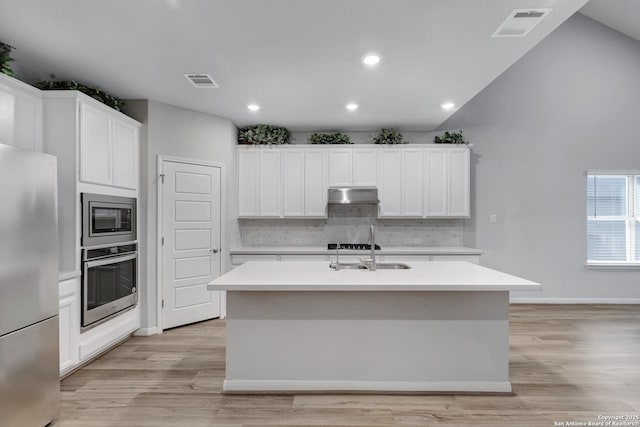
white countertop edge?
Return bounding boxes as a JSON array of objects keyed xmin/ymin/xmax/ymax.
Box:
[
  {"xmin": 208, "ymin": 283, "xmax": 541, "ymax": 292},
  {"xmin": 59, "ymin": 271, "xmax": 81, "ymax": 281},
  {"xmin": 231, "ymin": 246, "xmax": 483, "ymax": 256}
]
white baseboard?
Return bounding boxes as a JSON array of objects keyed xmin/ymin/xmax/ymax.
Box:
[
  {"xmin": 223, "ymin": 380, "xmax": 512, "ymax": 394},
  {"xmin": 134, "ymin": 327, "xmax": 159, "ymax": 336},
  {"xmin": 510, "ymin": 298, "xmax": 640, "ymax": 304}
]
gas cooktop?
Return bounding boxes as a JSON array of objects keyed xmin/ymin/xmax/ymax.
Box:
[{"xmin": 327, "ymin": 243, "xmax": 381, "ymax": 250}]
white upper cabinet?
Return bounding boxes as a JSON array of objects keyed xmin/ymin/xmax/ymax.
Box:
[
  {"xmin": 329, "ymin": 147, "xmax": 377, "ymax": 187},
  {"xmin": 447, "ymin": 148, "xmax": 470, "ymax": 217},
  {"xmin": 258, "ymin": 149, "xmax": 282, "ymax": 217},
  {"xmin": 281, "ymin": 148, "xmax": 327, "ymax": 218},
  {"xmin": 238, "ymin": 147, "xmax": 283, "ymax": 218},
  {"xmin": 352, "ymin": 148, "xmax": 377, "ymax": 186},
  {"xmin": 282, "ymin": 149, "xmax": 305, "ymax": 217},
  {"xmin": 238, "ymin": 148, "xmax": 259, "ymax": 217},
  {"xmin": 111, "ymin": 121, "xmax": 138, "ymax": 189},
  {"xmin": 80, "ymin": 103, "xmax": 111, "ymax": 185},
  {"xmin": 424, "ymin": 148, "xmax": 448, "ymax": 217},
  {"xmin": 0, "ymin": 74, "xmax": 42, "ymax": 152},
  {"xmin": 378, "ymin": 148, "xmax": 424, "ymax": 218},
  {"xmin": 378, "ymin": 149, "xmax": 402, "ymax": 217},
  {"xmin": 424, "ymin": 147, "xmax": 470, "ymax": 217},
  {"xmin": 328, "ymin": 149, "xmax": 352, "ymax": 187},
  {"xmin": 243, "ymin": 147, "xmax": 328, "ymax": 219},
  {"xmin": 402, "ymin": 148, "xmax": 424, "ymax": 217},
  {"xmin": 79, "ymin": 101, "xmax": 140, "ymax": 189},
  {"xmin": 237, "ymin": 144, "xmax": 470, "ymax": 219},
  {"xmin": 304, "ymin": 149, "xmax": 328, "ymax": 217}
]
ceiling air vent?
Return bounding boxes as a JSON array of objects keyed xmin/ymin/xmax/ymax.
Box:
[
  {"xmin": 492, "ymin": 8, "xmax": 552, "ymax": 38},
  {"xmin": 184, "ymin": 74, "xmax": 219, "ymax": 88}
]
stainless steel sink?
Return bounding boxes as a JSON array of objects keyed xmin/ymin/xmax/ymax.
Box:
[
  {"xmin": 333, "ymin": 263, "xmax": 368, "ymax": 270},
  {"xmin": 331, "ymin": 262, "xmax": 411, "ymax": 270},
  {"xmin": 375, "ymin": 263, "xmax": 411, "ymax": 270}
]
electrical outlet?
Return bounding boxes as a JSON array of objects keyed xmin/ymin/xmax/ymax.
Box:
[{"xmin": 490, "ymin": 214, "xmax": 497, "ymax": 224}]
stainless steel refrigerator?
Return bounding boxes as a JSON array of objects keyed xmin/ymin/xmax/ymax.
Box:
[{"xmin": 0, "ymin": 143, "xmax": 60, "ymax": 426}]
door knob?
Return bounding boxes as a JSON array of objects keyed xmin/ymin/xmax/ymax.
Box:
[{"xmin": 210, "ymin": 248, "xmax": 219, "ymax": 253}]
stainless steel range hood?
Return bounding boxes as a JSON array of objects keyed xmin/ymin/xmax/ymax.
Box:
[{"xmin": 327, "ymin": 187, "xmax": 379, "ymax": 205}]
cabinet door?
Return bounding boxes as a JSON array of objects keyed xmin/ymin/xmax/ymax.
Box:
[
  {"xmin": 448, "ymin": 148, "xmax": 470, "ymax": 217},
  {"xmin": 378, "ymin": 149, "xmax": 402, "ymax": 217},
  {"xmin": 111, "ymin": 121, "xmax": 138, "ymax": 189},
  {"xmin": 402, "ymin": 148, "xmax": 423, "ymax": 217},
  {"xmin": 238, "ymin": 149, "xmax": 259, "ymax": 217},
  {"xmin": 282, "ymin": 149, "xmax": 305, "ymax": 217},
  {"xmin": 304, "ymin": 149, "xmax": 328, "ymax": 217},
  {"xmin": 328, "ymin": 149, "xmax": 352, "ymax": 187},
  {"xmin": 13, "ymin": 90, "xmax": 42, "ymax": 152},
  {"xmin": 424, "ymin": 149, "xmax": 447, "ymax": 217},
  {"xmin": 80, "ymin": 103, "xmax": 111, "ymax": 185},
  {"xmin": 0, "ymin": 85, "xmax": 14, "ymax": 146},
  {"xmin": 259, "ymin": 149, "xmax": 281, "ymax": 217},
  {"xmin": 353, "ymin": 148, "xmax": 377, "ymax": 186},
  {"xmin": 59, "ymin": 277, "xmax": 80, "ymax": 375}
]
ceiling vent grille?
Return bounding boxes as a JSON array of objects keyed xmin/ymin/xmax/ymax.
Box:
[
  {"xmin": 492, "ymin": 8, "xmax": 552, "ymax": 38},
  {"xmin": 184, "ymin": 74, "xmax": 219, "ymax": 88}
]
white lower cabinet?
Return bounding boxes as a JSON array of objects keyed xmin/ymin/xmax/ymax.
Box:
[{"xmin": 59, "ymin": 275, "xmax": 80, "ymax": 376}]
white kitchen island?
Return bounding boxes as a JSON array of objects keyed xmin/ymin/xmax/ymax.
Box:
[{"xmin": 207, "ymin": 261, "xmax": 541, "ymax": 394}]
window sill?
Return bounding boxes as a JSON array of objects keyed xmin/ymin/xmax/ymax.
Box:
[{"xmin": 585, "ymin": 263, "xmax": 640, "ymax": 270}]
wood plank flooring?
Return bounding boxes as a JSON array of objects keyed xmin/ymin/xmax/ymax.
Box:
[{"xmin": 51, "ymin": 305, "xmax": 640, "ymax": 427}]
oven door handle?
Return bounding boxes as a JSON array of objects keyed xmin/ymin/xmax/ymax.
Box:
[{"xmin": 85, "ymin": 252, "xmax": 137, "ymax": 269}]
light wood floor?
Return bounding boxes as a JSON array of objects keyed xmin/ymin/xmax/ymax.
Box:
[{"xmin": 52, "ymin": 305, "xmax": 640, "ymax": 427}]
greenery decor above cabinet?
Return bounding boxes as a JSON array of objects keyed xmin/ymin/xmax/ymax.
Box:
[
  {"xmin": 237, "ymin": 145, "xmax": 470, "ymax": 219},
  {"xmin": 238, "ymin": 124, "xmax": 290, "ymax": 145}
]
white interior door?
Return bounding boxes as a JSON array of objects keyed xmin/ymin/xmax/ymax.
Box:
[{"xmin": 161, "ymin": 160, "xmax": 221, "ymax": 330}]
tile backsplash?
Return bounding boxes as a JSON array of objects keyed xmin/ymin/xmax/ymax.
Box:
[{"xmin": 238, "ymin": 205, "xmax": 463, "ymax": 247}]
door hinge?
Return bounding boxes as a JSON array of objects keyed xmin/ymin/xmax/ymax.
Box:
[
  {"xmin": 159, "ymin": 173, "xmax": 165, "ymax": 184},
  {"xmin": 161, "ymin": 237, "xmax": 164, "ymax": 246},
  {"xmin": 162, "ymin": 299, "xmax": 164, "ymax": 308}
]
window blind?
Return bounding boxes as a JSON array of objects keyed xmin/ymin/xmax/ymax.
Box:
[{"xmin": 587, "ymin": 174, "xmax": 639, "ymax": 263}]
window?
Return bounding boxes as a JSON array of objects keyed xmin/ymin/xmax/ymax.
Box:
[{"xmin": 587, "ymin": 173, "xmax": 639, "ymax": 264}]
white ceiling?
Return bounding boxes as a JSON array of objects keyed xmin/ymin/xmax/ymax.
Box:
[
  {"xmin": 0, "ymin": 0, "xmax": 594, "ymax": 131},
  {"xmin": 579, "ymin": 0, "xmax": 640, "ymax": 43}
]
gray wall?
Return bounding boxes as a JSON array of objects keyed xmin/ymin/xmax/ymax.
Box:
[
  {"xmin": 439, "ymin": 13, "xmax": 640, "ymax": 301},
  {"xmin": 127, "ymin": 100, "xmax": 237, "ymax": 331}
]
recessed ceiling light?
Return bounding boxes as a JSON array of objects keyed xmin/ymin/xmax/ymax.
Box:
[
  {"xmin": 346, "ymin": 103, "xmax": 359, "ymax": 111},
  {"xmin": 362, "ymin": 54, "xmax": 381, "ymax": 66},
  {"xmin": 441, "ymin": 102, "xmax": 455, "ymax": 111},
  {"xmin": 247, "ymin": 104, "xmax": 260, "ymax": 111}
]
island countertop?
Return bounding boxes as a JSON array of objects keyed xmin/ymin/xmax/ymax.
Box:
[{"xmin": 207, "ymin": 260, "xmax": 541, "ymax": 292}]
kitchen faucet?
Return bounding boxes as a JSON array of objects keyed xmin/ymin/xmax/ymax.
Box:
[
  {"xmin": 369, "ymin": 225, "xmax": 377, "ymax": 271},
  {"xmin": 360, "ymin": 225, "xmax": 377, "ymax": 271},
  {"xmin": 330, "ymin": 243, "xmax": 341, "ymax": 270}
]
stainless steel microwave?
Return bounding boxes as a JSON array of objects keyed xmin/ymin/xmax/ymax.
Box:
[{"xmin": 81, "ymin": 193, "xmax": 136, "ymax": 247}]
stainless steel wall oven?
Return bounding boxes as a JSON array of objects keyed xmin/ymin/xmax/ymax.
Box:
[
  {"xmin": 82, "ymin": 243, "xmax": 137, "ymax": 328},
  {"xmin": 82, "ymin": 193, "xmax": 136, "ymax": 247}
]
